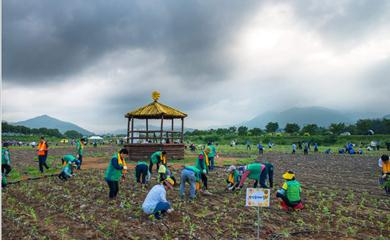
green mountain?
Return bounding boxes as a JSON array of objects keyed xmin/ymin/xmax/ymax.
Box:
[
  {"xmin": 14, "ymin": 115, "xmax": 94, "ymax": 135},
  {"xmin": 243, "ymin": 107, "xmax": 353, "ymax": 129}
]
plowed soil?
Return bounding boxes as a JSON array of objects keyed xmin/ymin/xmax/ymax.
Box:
[{"xmin": 2, "ymin": 145, "xmax": 389, "ymax": 239}]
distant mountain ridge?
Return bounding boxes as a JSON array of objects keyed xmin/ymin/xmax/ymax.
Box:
[
  {"xmin": 14, "ymin": 115, "xmax": 94, "ymax": 136},
  {"xmin": 242, "ymin": 106, "xmax": 385, "ymax": 129}
]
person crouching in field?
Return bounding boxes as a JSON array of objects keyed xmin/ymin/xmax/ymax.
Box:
[
  {"xmin": 104, "ymin": 148, "xmax": 129, "ymax": 199},
  {"xmin": 142, "ymin": 177, "xmax": 174, "ymax": 220},
  {"xmin": 61, "ymin": 154, "xmax": 80, "ymax": 168},
  {"xmin": 58, "ymin": 161, "xmax": 77, "ymax": 181},
  {"xmin": 158, "ymin": 163, "xmax": 176, "ymax": 186},
  {"xmin": 276, "ymin": 171, "xmax": 303, "ymax": 211},
  {"xmin": 135, "ymin": 161, "xmax": 151, "ymax": 190},
  {"xmin": 237, "ymin": 162, "xmax": 265, "ymax": 189},
  {"xmin": 378, "ymin": 154, "xmax": 390, "ymax": 194},
  {"xmin": 226, "ymin": 165, "xmax": 241, "ymax": 191}
]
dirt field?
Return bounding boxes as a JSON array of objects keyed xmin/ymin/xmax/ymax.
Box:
[{"xmin": 1, "ymin": 146, "xmax": 390, "ymax": 239}]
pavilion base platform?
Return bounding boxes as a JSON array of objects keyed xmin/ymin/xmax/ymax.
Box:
[{"xmin": 124, "ymin": 143, "xmax": 185, "ymax": 161}]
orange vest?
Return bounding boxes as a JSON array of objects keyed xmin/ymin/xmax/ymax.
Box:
[
  {"xmin": 382, "ymin": 161, "xmax": 390, "ymax": 174},
  {"xmin": 37, "ymin": 142, "xmax": 47, "ymax": 156}
]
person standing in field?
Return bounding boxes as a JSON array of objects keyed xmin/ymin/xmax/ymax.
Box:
[
  {"xmin": 195, "ymin": 147, "xmax": 212, "ymax": 195},
  {"xmin": 292, "ymin": 143, "xmax": 297, "ymax": 154},
  {"xmin": 207, "ymin": 142, "xmax": 217, "ymax": 171},
  {"xmin": 149, "ymin": 150, "xmax": 167, "ymax": 174},
  {"xmin": 104, "ymin": 148, "xmax": 129, "ymax": 199},
  {"xmin": 75, "ymin": 138, "xmax": 85, "ymax": 169},
  {"xmin": 2, "ymin": 142, "xmax": 12, "ymax": 176},
  {"xmin": 257, "ymin": 143, "xmax": 264, "ymax": 155},
  {"xmin": 37, "ymin": 136, "xmax": 49, "ymax": 173}
]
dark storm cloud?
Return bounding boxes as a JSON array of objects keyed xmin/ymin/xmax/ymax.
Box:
[
  {"xmin": 3, "ymin": 0, "xmax": 260, "ymax": 86},
  {"xmin": 291, "ymin": 0, "xmax": 390, "ymax": 47}
]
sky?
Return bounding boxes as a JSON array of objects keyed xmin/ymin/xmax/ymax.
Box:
[{"xmin": 2, "ymin": 0, "xmax": 390, "ymax": 134}]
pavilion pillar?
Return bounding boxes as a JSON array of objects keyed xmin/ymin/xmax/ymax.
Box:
[{"xmin": 131, "ymin": 118, "xmax": 134, "ymax": 144}]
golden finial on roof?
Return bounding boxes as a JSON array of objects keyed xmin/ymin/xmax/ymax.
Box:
[{"xmin": 152, "ymin": 91, "xmax": 160, "ymax": 101}]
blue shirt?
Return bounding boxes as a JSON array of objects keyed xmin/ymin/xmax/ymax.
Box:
[{"xmin": 142, "ymin": 184, "xmax": 167, "ymax": 214}]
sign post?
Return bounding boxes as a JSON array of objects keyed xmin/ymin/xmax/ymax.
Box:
[{"xmin": 246, "ymin": 188, "xmax": 270, "ymax": 239}]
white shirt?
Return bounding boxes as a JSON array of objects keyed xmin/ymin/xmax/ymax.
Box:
[
  {"xmin": 142, "ymin": 184, "xmax": 167, "ymax": 214},
  {"xmin": 378, "ymin": 158, "xmax": 383, "ymax": 167}
]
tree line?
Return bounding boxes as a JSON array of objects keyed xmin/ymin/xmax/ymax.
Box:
[
  {"xmin": 185, "ymin": 118, "xmax": 390, "ymax": 137},
  {"xmin": 2, "ymin": 122, "xmax": 84, "ymax": 139}
]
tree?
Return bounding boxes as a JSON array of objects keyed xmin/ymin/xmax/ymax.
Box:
[
  {"xmin": 301, "ymin": 124, "xmax": 319, "ymax": 135},
  {"xmin": 355, "ymin": 119, "xmax": 372, "ymax": 135},
  {"xmin": 237, "ymin": 126, "xmax": 248, "ymax": 136},
  {"xmin": 329, "ymin": 123, "xmax": 346, "ymax": 135},
  {"xmin": 249, "ymin": 127, "xmax": 263, "ymax": 136},
  {"xmin": 284, "ymin": 123, "xmax": 300, "ymax": 134},
  {"xmin": 228, "ymin": 126, "xmax": 237, "ymax": 134},
  {"xmin": 64, "ymin": 130, "xmax": 83, "ymax": 139},
  {"xmin": 265, "ymin": 122, "xmax": 279, "ymax": 133}
]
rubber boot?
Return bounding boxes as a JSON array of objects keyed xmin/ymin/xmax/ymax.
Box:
[
  {"xmin": 280, "ymin": 201, "xmax": 289, "ymax": 211},
  {"xmin": 293, "ymin": 202, "xmax": 304, "ymax": 210}
]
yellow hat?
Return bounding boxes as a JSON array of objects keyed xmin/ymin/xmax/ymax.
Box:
[
  {"xmin": 163, "ymin": 177, "xmax": 175, "ymax": 189},
  {"xmin": 282, "ymin": 171, "xmax": 295, "ymax": 180}
]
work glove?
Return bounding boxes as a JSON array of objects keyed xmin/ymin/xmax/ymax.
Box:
[
  {"xmin": 202, "ymin": 169, "xmax": 207, "ymax": 174},
  {"xmin": 123, "ymin": 166, "xmax": 128, "ymax": 170},
  {"xmin": 382, "ymin": 174, "xmax": 387, "ymax": 179}
]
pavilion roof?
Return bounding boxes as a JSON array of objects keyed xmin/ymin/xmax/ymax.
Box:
[{"xmin": 125, "ymin": 92, "xmax": 187, "ymax": 119}]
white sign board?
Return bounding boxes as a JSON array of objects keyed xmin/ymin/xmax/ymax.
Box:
[{"xmin": 246, "ymin": 188, "xmax": 270, "ymax": 207}]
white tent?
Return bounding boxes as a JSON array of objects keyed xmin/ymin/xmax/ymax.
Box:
[{"xmin": 88, "ymin": 136, "xmax": 103, "ymax": 141}]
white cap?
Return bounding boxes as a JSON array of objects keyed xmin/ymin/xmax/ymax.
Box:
[{"xmin": 227, "ymin": 165, "xmax": 236, "ymax": 172}]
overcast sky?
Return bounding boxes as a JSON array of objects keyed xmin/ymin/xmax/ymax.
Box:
[{"xmin": 3, "ymin": 0, "xmax": 390, "ymax": 133}]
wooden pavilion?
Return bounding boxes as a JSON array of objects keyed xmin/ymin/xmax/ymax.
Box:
[{"xmin": 124, "ymin": 91, "xmax": 188, "ymax": 161}]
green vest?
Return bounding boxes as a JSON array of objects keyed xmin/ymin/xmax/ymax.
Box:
[
  {"xmin": 137, "ymin": 161, "xmax": 148, "ymax": 167},
  {"xmin": 195, "ymin": 151, "xmax": 208, "ymax": 172},
  {"xmin": 286, "ymin": 180, "xmax": 301, "ymax": 202},
  {"xmin": 104, "ymin": 154, "xmax": 123, "ymax": 181},
  {"xmin": 247, "ymin": 163, "xmax": 262, "ymax": 180},
  {"xmin": 151, "ymin": 151, "xmax": 162, "ymax": 164},
  {"xmin": 63, "ymin": 154, "xmax": 76, "ymax": 163},
  {"xmin": 76, "ymin": 141, "xmax": 83, "ymax": 155},
  {"xmin": 2, "ymin": 148, "xmax": 11, "ymax": 165},
  {"xmin": 208, "ymin": 145, "xmax": 216, "ymax": 158},
  {"xmin": 184, "ymin": 166, "xmax": 201, "ymax": 181}
]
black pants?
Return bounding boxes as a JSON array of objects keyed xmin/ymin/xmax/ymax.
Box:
[
  {"xmin": 259, "ymin": 165, "xmax": 274, "ymax": 188},
  {"xmin": 201, "ymin": 173, "xmax": 208, "ymax": 190},
  {"xmin": 78, "ymin": 154, "xmax": 83, "ymax": 169},
  {"xmin": 136, "ymin": 164, "xmax": 148, "ymax": 184},
  {"xmin": 276, "ymin": 192, "xmax": 301, "ymax": 207},
  {"xmin": 2, "ymin": 164, "xmax": 12, "ymax": 176},
  {"xmin": 38, "ymin": 155, "xmax": 49, "ymax": 173},
  {"xmin": 149, "ymin": 160, "xmax": 160, "ymax": 174},
  {"xmin": 106, "ymin": 180, "xmax": 119, "ymax": 198}
]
